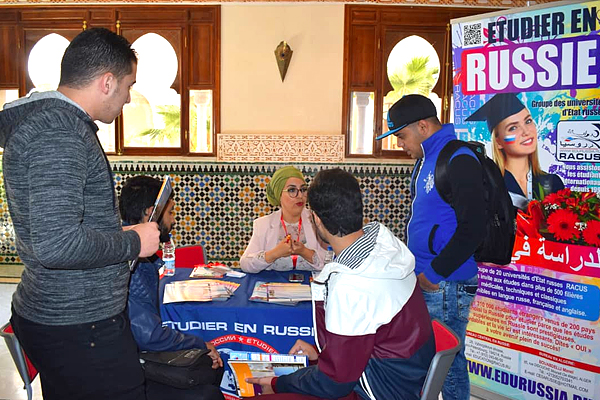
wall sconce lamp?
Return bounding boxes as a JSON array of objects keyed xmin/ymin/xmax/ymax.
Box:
[{"xmin": 274, "ymin": 41, "xmax": 293, "ymax": 82}]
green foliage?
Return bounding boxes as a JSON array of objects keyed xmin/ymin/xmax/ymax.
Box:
[
  {"xmin": 138, "ymin": 105, "xmax": 181, "ymax": 145},
  {"xmin": 534, "ymin": 183, "xmax": 546, "ymax": 203},
  {"xmin": 137, "ymin": 105, "xmax": 201, "ymax": 151},
  {"xmin": 387, "ymin": 55, "xmax": 439, "ymax": 103}
]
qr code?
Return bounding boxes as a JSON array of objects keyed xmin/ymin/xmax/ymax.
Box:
[{"xmin": 463, "ymin": 23, "xmax": 482, "ymax": 47}]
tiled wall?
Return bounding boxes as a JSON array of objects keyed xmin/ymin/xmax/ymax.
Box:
[{"xmin": 0, "ymin": 161, "xmax": 413, "ymax": 268}]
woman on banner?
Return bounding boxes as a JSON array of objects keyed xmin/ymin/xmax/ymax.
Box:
[
  {"xmin": 240, "ymin": 166, "xmax": 326, "ymax": 273},
  {"xmin": 466, "ymin": 93, "xmax": 564, "ymax": 210}
]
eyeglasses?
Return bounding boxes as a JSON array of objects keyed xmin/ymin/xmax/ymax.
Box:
[{"xmin": 286, "ymin": 186, "xmax": 308, "ymax": 198}]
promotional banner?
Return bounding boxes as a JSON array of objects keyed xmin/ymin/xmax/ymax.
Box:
[
  {"xmin": 452, "ymin": 0, "xmax": 600, "ymax": 193},
  {"xmin": 466, "ymin": 258, "xmax": 600, "ymax": 400},
  {"xmin": 452, "ymin": 2, "xmax": 600, "ymax": 399}
]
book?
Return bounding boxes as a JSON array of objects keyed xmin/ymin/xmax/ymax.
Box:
[
  {"xmin": 129, "ymin": 176, "xmax": 173, "ymax": 272},
  {"xmin": 162, "ymin": 279, "xmax": 240, "ymax": 303},
  {"xmin": 248, "ymin": 281, "xmax": 312, "ymax": 305},
  {"xmin": 189, "ymin": 263, "xmax": 232, "ymax": 278},
  {"xmin": 227, "ymin": 351, "xmax": 308, "ymax": 397},
  {"xmin": 148, "ymin": 176, "xmax": 173, "ymax": 223}
]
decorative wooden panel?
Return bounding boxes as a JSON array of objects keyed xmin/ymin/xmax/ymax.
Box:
[
  {"xmin": 190, "ymin": 8, "xmax": 216, "ymax": 22},
  {"xmin": 20, "ymin": 9, "xmax": 87, "ymax": 22},
  {"xmin": 0, "ymin": 25, "xmax": 19, "ymax": 87},
  {"xmin": 349, "ymin": 25, "xmax": 377, "ymax": 89},
  {"xmin": 89, "ymin": 9, "xmax": 116, "ymax": 26},
  {"xmin": 189, "ymin": 24, "xmax": 214, "ymax": 86},
  {"xmin": 0, "ymin": 10, "xmax": 18, "ymax": 22},
  {"xmin": 117, "ymin": 9, "xmax": 188, "ymax": 23}
]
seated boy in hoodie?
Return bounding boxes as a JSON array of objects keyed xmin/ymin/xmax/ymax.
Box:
[{"xmin": 247, "ymin": 168, "xmax": 435, "ymax": 400}]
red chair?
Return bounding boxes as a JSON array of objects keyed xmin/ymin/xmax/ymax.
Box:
[
  {"xmin": 420, "ymin": 319, "xmax": 462, "ymax": 400},
  {"xmin": 1, "ymin": 322, "xmax": 37, "ymax": 400},
  {"xmin": 156, "ymin": 244, "xmax": 207, "ymax": 268}
]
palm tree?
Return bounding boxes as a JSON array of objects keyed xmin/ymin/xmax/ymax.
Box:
[
  {"xmin": 137, "ymin": 105, "xmax": 199, "ymax": 149},
  {"xmin": 387, "ymin": 55, "xmax": 439, "ymax": 103},
  {"xmin": 137, "ymin": 105, "xmax": 181, "ymax": 146}
]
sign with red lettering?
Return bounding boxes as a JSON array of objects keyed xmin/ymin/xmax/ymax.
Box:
[{"xmin": 453, "ymin": 2, "xmax": 600, "ymax": 399}]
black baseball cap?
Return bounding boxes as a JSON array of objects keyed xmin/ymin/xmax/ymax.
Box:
[
  {"xmin": 376, "ymin": 94, "xmax": 438, "ymax": 140},
  {"xmin": 466, "ymin": 93, "xmax": 526, "ymax": 133}
]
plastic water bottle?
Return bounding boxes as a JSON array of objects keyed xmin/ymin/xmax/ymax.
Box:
[
  {"xmin": 324, "ymin": 246, "xmax": 335, "ymax": 264},
  {"xmin": 162, "ymin": 234, "xmax": 176, "ymax": 277}
]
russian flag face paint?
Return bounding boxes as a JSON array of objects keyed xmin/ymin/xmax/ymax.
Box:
[{"xmin": 504, "ymin": 134, "xmax": 516, "ymax": 144}]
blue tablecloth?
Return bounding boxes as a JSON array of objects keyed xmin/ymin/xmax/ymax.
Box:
[{"xmin": 159, "ymin": 269, "xmax": 315, "ymax": 397}]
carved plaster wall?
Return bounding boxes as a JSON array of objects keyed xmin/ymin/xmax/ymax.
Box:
[{"xmin": 218, "ymin": 134, "xmax": 344, "ymax": 163}]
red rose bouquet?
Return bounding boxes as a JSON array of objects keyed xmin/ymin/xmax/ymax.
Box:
[{"xmin": 535, "ymin": 188, "xmax": 600, "ymax": 246}]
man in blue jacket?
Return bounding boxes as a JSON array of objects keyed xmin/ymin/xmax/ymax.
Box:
[
  {"xmin": 119, "ymin": 175, "xmax": 224, "ymax": 400},
  {"xmin": 377, "ymin": 95, "xmax": 486, "ymax": 400}
]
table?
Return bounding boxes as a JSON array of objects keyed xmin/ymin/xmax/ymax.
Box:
[{"xmin": 159, "ymin": 269, "xmax": 315, "ymax": 398}]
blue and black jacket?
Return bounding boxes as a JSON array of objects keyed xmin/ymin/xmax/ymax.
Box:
[
  {"xmin": 407, "ymin": 124, "xmax": 487, "ymax": 284},
  {"xmin": 128, "ymin": 255, "xmax": 207, "ymax": 351}
]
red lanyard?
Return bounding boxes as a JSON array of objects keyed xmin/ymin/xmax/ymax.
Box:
[{"xmin": 281, "ymin": 214, "xmax": 302, "ymax": 269}]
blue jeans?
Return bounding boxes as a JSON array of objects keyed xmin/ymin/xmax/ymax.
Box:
[{"xmin": 421, "ymin": 276, "xmax": 478, "ymax": 400}]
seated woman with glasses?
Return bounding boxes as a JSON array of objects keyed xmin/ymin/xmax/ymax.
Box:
[{"xmin": 240, "ymin": 166, "xmax": 326, "ymax": 273}]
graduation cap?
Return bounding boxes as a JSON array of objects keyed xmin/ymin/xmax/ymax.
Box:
[{"xmin": 466, "ymin": 93, "xmax": 526, "ymax": 132}]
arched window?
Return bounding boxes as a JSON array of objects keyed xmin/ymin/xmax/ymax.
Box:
[
  {"xmin": 124, "ymin": 33, "xmax": 181, "ymax": 148},
  {"xmin": 343, "ymin": 5, "xmax": 489, "ymax": 158},
  {"xmin": 28, "ymin": 34, "xmax": 70, "ymax": 92},
  {"xmin": 381, "ymin": 35, "xmax": 441, "ymax": 152},
  {"xmin": 0, "ymin": 5, "xmax": 220, "ymax": 157}
]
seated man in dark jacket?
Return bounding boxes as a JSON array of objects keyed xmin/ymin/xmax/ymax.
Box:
[{"xmin": 119, "ymin": 175, "xmax": 224, "ymax": 400}]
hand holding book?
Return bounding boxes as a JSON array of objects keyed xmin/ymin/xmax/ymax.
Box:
[
  {"xmin": 129, "ymin": 176, "xmax": 172, "ymax": 271},
  {"xmin": 244, "ymin": 377, "xmax": 275, "ymax": 395},
  {"xmin": 289, "ymin": 339, "xmax": 319, "ymax": 361},
  {"xmin": 228, "ymin": 351, "xmax": 308, "ymax": 397},
  {"xmin": 131, "ymin": 222, "xmax": 161, "ymax": 258}
]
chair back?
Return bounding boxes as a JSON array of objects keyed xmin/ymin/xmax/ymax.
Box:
[
  {"xmin": 1, "ymin": 322, "xmax": 37, "ymax": 400},
  {"xmin": 156, "ymin": 245, "xmax": 207, "ymax": 268},
  {"xmin": 420, "ymin": 319, "xmax": 462, "ymax": 400},
  {"xmin": 175, "ymin": 245, "xmax": 207, "ymax": 268}
]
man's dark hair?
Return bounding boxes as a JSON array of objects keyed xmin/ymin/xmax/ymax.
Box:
[
  {"xmin": 119, "ymin": 176, "xmax": 162, "ymax": 224},
  {"xmin": 425, "ymin": 115, "xmax": 442, "ymax": 128},
  {"xmin": 307, "ymin": 168, "xmax": 363, "ymax": 236},
  {"xmin": 59, "ymin": 28, "xmax": 137, "ymax": 89}
]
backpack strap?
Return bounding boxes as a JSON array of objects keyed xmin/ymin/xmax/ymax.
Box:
[{"xmin": 435, "ymin": 140, "xmax": 483, "ymax": 205}]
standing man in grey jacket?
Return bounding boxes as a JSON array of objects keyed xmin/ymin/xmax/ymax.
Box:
[{"xmin": 0, "ymin": 28, "xmax": 160, "ymax": 400}]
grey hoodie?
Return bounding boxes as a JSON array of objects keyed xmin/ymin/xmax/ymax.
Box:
[{"xmin": 0, "ymin": 91, "xmax": 140, "ymax": 325}]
